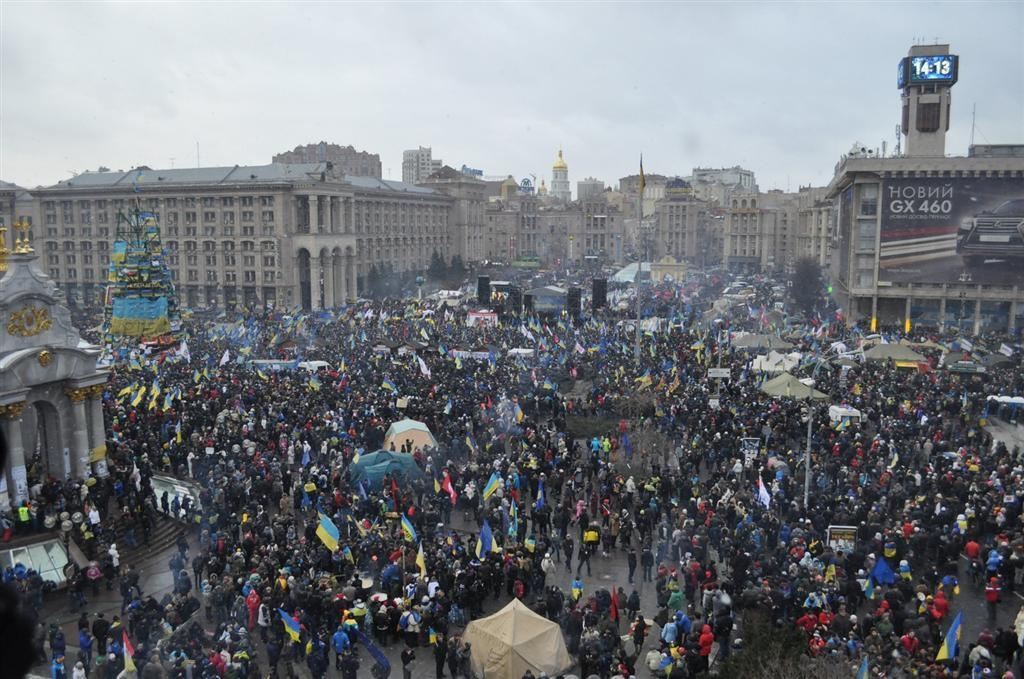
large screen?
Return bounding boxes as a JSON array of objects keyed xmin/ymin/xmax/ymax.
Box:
[
  {"xmin": 908, "ymin": 55, "xmax": 958, "ymax": 84},
  {"xmin": 879, "ymin": 176, "xmax": 1024, "ymax": 285}
]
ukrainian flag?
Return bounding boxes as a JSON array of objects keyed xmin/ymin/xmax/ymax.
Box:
[
  {"xmin": 117, "ymin": 384, "xmax": 135, "ymax": 398},
  {"xmin": 401, "ymin": 514, "xmax": 417, "ymax": 543},
  {"xmin": 416, "ymin": 542, "xmax": 427, "ymax": 577},
  {"xmin": 192, "ymin": 369, "xmax": 201, "ymax": 384},
  {"xmin": 315, "ymin": 512, "xmax": 339, "ymax": 552},
  {"xmin": 428, "ymin": 627, "xmax": 438, "ymax": 645},
  {"xmin": 857, "ymin": 657, "xmax": 869, "ymax": 679},
  {"xmin": 278, "ymin": 608, "xmax": 301, "ymax": 643},
  {"xmin": 475, "ymin": 520, "xmax": 496, "ymax": 558},
  {"xmin": 482, "ymin": 472, "xmax": 501, "ymax": 500},
  {"xmin": 935, "ymin": 611, "xmax": 962, "ymax": 661},
  {"xmin": 524, "ymin": 536, "xmax": 536, "ymax": 553},
  {"xmin": 382, "ymin": 378, "xmax": 398, "ymax": 393},
  {"xmin": 131, "ymin": 386, "xmax": 147, "ymax": 407}
]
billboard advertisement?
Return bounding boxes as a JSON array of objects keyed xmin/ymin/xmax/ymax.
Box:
[{"xmin": 879, "ymin": 176, "xmax": 1024, "ymax": 285}]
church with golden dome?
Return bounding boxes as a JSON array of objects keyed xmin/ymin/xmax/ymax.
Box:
[{"xmin": 550, "ymin": 149, "xmax": 571, "ymax": 203}]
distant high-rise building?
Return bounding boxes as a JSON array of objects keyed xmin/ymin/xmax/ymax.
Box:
[
  {"xmin": 550, "ymin": 150, "xmax": 571, "ymax": 203},
  {"xmin": 273, "ymin": 142, "xmax": 381, "ymax": 178},
  {"xmin": 577, "ymin": 177, "xmax": 604, "ymax": 201},
  {"xmin": 899, "ymin": 44, "xmax": 957, "ymax": 157},
  {"xmin": 403, "ymin": 147, "xmax": 442, "ymax": 184}
]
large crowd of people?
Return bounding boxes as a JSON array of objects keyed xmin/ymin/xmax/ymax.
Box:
[{"xmin": 6, "ymin": 272, "xmax": 1024, "ymax": 679}]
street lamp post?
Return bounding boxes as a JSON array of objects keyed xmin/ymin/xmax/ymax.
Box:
[{"xmin": 803, "ymin": 356, "xmax": 826, "ymax": 514}]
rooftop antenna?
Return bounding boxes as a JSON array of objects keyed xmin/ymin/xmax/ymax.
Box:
[
  {"xmin": 170, "ymin": 157, "xmax": 175, "ymax": 169},
  {"xmin": 970, "ymin": 103, "xmax": 977, "ymax": 147}
]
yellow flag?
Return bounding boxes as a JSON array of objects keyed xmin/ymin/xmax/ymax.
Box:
[{"xmin": 416, "ymin": 542, "xmax": 427, "ymax": 577}]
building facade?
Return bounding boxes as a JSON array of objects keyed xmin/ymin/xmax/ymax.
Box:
[
  {"xmin": 272, "ymin": 142, "xmax": 382, "ymax": 178},
  {"xmin": 483, "ymin": 193, "xmax": 624, "ymax": 266},
  {"xmin": 796, "ymin": 185, "xmax": 833, "ymax": 268},
  {"xmin": 418, "ymin": 166, "xmax": 487, "ymax": 264},
  {"xmin": 28, "ymin": 163, "xmax": 453, "ymax": 311},
  {"xmin": 402, "ymin": 147, "xmax": 442, "ymax": 185},
  {"xmin": 827, "ymin": 152, "xmax": 1024, "ymax": 333},
  {"xmin": 652, "ymin": 180, "xmax": 714, "ymax": 268},
  {"xmin": 577, "ymin": 177, "xmax": 605, "ymax": 201}
]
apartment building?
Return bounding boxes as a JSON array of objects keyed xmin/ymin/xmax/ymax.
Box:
[{"xmin": 28, "ymin": 162, "xmax": 453, "ymax": 311}]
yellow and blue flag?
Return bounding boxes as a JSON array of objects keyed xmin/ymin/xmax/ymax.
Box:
[
  {"xmin": 935, "ymin": 611, "xmax": 962, "ymax": 661},
  {"xmin": 856, "ymin": 657, "xmax": 869, "ymax": 679},
  {"xmin": 315, "ymin": 512, "xmax": 339, "ymax": 552},
  {"xmin": 382, "ymin": 378, "xmax": 398, "ymax": 393},
  {"xmin": 278, "ymin": 608, "xmax": 301, "ymax": 643},
  {"xmin": 475, "ymin": 520, "xmax": 496, "ymax": 558},
  {"xmin": 416, "ymin": 542, "xmax": 427, "ymax": 577},
  {"xmin": 482, "ymin": 472, "xmax": 501, "ymax": 500},
  {"xmin": 401, "ymin": 514, "xmax": 417, "ymax": 543}
]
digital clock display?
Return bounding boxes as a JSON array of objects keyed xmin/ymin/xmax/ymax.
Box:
[{"xmin": 908, "ymin": 55, "xmax": 958, "ymax": 84}]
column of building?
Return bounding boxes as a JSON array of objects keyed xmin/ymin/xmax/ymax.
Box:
[
  {"xmin": 86, "ymin": 385, "xmax": 109, "ymax": 476},
  {"xmin": 310, "ymin": 252, "xmax": 322, "ymax": 310},
  {"xmin": 0, "ymin": 402, "xmax": 27, "ymax": 509},
  {"xmin": 65, "ymin": 387, "xmax": 92, "ymax": 479},
  {"xmin": 309, "ymin": 195, "xmax": 320, "ymax": 233},
  {"xmin": 323, "ymin": 252, "xmax": 336, "ymax": 308}
]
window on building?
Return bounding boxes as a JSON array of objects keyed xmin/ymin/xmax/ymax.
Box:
[
  {"xmin": 859, "ymin": 184, "xmax": 878, "ymax": 216},
  {"xmin": 204, "ymin": 211, "xmax": 216, "ymax": 223},
  {"xmin": 262, "ymin": 210, "xmax": 274, "ymax": 222},
  {"xmin": 244, "ymin": 270, "xmax": 256, "ymax": 282},
  {"xmin": 202, "ymin": 197, "xmax": 215, "ymax": 207},
  {"xmin": 188, "ymin": 270, "xmax": 198, "ymax": 281},
  {"xmin": 67, "ymin": 268, "xmax": 77, "ymax": 279},
  {"xmin": 242, "ymin": 211, "xmax": 254, "ymax": 222},
  {"xmin": 241, "ymin": 196, "xmax": 254, "ymax": 206},
  {"xmin": 263, "ymin": 255, "xmax": 275, "ymax": 267}
]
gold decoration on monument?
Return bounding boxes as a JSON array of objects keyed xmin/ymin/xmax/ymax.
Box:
[
  {"xmin": 7, "ymin": 305, "xmax": 52, "ymax": 337},
  {"xmin": 87, "ymin": 385, "xmax": 105, "ymax": 399},
  {"xmin": 0, "ymin": 225, "xmax": 9, "ymax": 272},
  {"xmin": 13, "ymin": 218, "xmax": 34, "ymax": 254},
  {"xmin": 0, "ymin": 402, "xmax": 26, "ymax": 419},
  {"xmin": 37, "ymin": 349, "xmax": 53, "ymax": 367},
  {"xmin": 65, "ymin": 387, "xmax": 90, "ymax": 403}
]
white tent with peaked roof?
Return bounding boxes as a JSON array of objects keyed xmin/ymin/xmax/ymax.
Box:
[{"xmin": 462, "ymin": 599, "xmax": 573, "ymax": 679}]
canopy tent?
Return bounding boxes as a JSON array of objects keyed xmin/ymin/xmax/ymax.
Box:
[
  {"xmin": 979, "ymin": 353, "xmax": 1014, "ymax": 369},
  {"xmin": 462, "ymin": 599, "xmax": 573, "ymax": 679},
  {"xmin": 732, "ymin": 333, "xmax": 794, "ymax": 351},
  {"xmin": 900, "ymin": 338, "xmax": 943, "ymax": 350},
  {"xmin": 751, "ymin": 350, "xmax": 802, "ymax": 374},
  {"xmin": 347, "ymin": 450, "xmax": 425, "ymax": 487},
  {"xmin": 383, "ymin": 418, "xmax": 437, "ymax": 452},
  {"xmin": 760, "ymin": 372, "xmax": 828, "ymax": 401},
  {"xmin": 863, "ymin": 343, "xmax": 926, "ymax": 363}
]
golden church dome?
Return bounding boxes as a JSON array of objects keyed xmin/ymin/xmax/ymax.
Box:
[{"xmin": 552, "ymin": 149, "xmax": 567, "ymax": 171}]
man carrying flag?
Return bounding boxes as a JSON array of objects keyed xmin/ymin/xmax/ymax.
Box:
[
  {"xmin": 122, "ymin": 630, "xmax": 136, "ymax": 673},
  {"xmin": 482, "ymin": 471, "xmax": 501, "ymax": 501}
]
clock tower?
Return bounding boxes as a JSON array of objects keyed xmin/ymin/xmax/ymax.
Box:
[{"xmin": 898, "ymin": 44, "xmax": 958, "ymax": 158}]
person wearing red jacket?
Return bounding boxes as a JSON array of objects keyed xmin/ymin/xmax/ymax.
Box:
[
  {"xmin": 796, "ymin": 611, "xmax": 817, "ymax": 633},
  {"xmin": 245, "ymin": 588, "xmax": 261, "ymax": 630},
  {"xmin": 900, "ymin": 630, "xmax": 920, "ymax": 657},
  {"xmin": 932, "ymin": 590, "xmax": 950, "ymax": 621},
  {"xmin": 986, "ymin": 577, "xmax": 1001, "ymax": 621},
  {"xmin": 698, "ymin": 624, "xmax": 715, "ymax": 672}
]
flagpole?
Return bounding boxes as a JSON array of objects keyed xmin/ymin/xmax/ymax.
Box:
[{"xmin": 634, "ymin": 154, "xmax": 643, "ymax": 367}]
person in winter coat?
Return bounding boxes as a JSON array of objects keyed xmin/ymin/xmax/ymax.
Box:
[
  {"xmin": 72, "ymin": 662, "xmax": 87, "ymax": 679},
  {"xmin": 245, "ymin": 587, "xmax": 261, "ymax": 629},
  {"xmin": 699, "ymin": 624, "xmax": 715, "ymax": 672},
  {"xmin": 51, "ymin": 655, "xmax": 66, "ymax": 679}
]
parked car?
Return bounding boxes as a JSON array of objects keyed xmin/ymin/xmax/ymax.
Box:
[{"xmin": 956, "ymin": 198, "xmax": 1024, "ymax": 267}]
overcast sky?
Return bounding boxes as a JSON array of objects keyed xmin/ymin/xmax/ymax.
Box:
[{"xmin": 2, "ymin": 1, "xmax": 1022, "ymax": 191}]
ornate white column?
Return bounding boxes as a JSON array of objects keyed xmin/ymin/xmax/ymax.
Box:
[
  {"xmin": 308, "ymin": 195, "xmax": 320, "ymax": 233},
  {"xmin": 348, "ymin": 256, "xmax": 358, "ymax": 300},
  {"xmin": 346, "ymin": 198, "xmax": 354, "ymax": 235},
  {"xmin": 323, "ymin": 254, "xmax": 336, "ymax": 309},
  {"xmin": 337, "ymin": 256, "xmax": 348, "ymax": 304},
  {"xmin": 66, "ymin": 388, "xmax": 92, "ymax": 479},
  {"xmin": 0, "ymin": 402, "xmax": 27, "ymax": 509},
  {"xmin": 310, "ymin": 254, "xmax": 323, "ymax": 309},
  {"xmin": 86, "ymin": 385, "xmax": 109, "ymax": 476},
  {"xmin": 292, "ymin": 254, "xmax": 303, "ymax": 310}
]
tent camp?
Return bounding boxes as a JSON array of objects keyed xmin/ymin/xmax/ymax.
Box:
[
  {"xmin": 462, "ymin": 599, "xmax": 573, "ymax": 679},
  {"xmin": 732, "ymin": 333, "xmax": 794, "ymax": 351},
  {"xmin": 347, "ymin": 450, "xmax": 425, "ymax": 487},
  {"xmin": 751, "ymin": 350, "xmax": 802, "ymax": 374},
  {"xmin": 383, "ymin": 419, "xmax": 438, "ymax": 452},
  {"xmin": 863, "ymin": 343, "xmax": 926, "ymax": 363},
  {"xmin": 760, "ymin": 372, "xmax": 828, "ymax": 400}
]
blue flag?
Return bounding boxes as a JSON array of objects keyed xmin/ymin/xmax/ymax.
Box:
[
  {"xmin": 534, "ymin": 478, "xmax": 546, "ymax": 511},
  {"xmin": 871, "ymin": 556, "xmax": 896, "ymax": 586}
]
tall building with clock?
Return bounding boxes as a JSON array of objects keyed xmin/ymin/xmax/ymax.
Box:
[
  {"xmin": 898, "ymin": 44, "xmax": 958, "ymax": 157},
  {"xmin": 551, "ymin": 149, "xmax": 571, "ymax": 203}
]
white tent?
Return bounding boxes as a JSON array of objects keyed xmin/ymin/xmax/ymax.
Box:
[
  {"xmin": 751, "ymin": 350, "xmax": 802, "ymax": 374},
  {"xmin": 462, "ymin": 599, "xmax": 574, "ymax": 679},
  {"xmin": 383, "ymin": 419, "xmax": 438, "ymax": 451}
]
